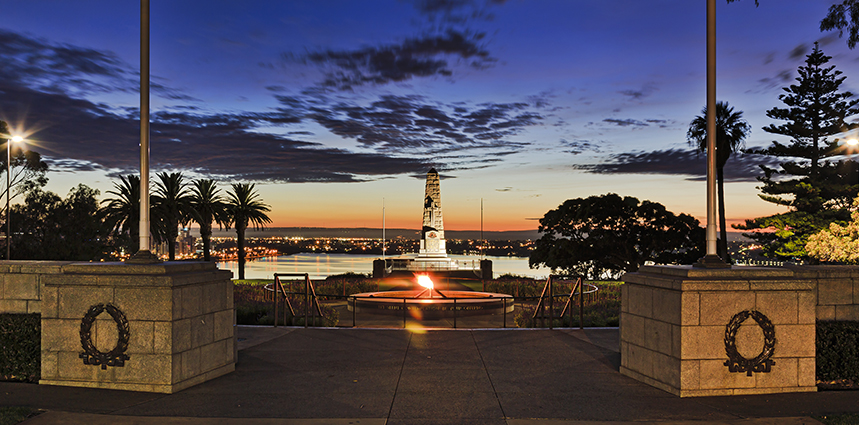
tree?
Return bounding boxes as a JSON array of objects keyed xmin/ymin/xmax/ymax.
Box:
[
  {"xmin": 730, "ymin": 0, "xmax": 859, "ymax": 50},
  {"xmin": 821, "ymin": 1, "xmax": 859, "ymax": 49},
  {"xmin": 806, "ymin": 196, "xmax": 859, "ymax": 263},
  {"xmin": 736, "ymin": 44, "xmax": 859, "ymax": 261},
  {"xmin": 102, "ymin": 175, "xmax": 140, "ymax": 256},
  {"xmin": 528, "ymin": 194, "xmax": 704, "ymax": 280},
  {"xmin": 687, "ymin": 101, "xmax": 751, "ymax": 263},
  {"xmin": 190, "ymin": 179, "xmax": 229, "ymax": 261},
  {"xmin": 225, "ymin": 183, "xmax": 272, "ymax": 280},
  {"xmin": 152, "ymin": 172, "xmax": 197, "ymax": 261},
  {"xmin": 10, "ymin": 185, "xmax": 110, "ymax": 260}
]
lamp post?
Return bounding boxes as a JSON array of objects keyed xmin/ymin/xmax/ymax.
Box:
[{"xmin": 6, "ymin": 135, "xmax": 22, "ymax": 260}]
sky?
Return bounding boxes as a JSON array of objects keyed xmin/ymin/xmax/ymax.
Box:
[{"xmin": 0, "ymin": 0, "xmax": 857, "ymax": 232}]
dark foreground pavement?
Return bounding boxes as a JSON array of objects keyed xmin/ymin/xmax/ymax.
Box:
[{"xmin": 2, "ymin": 326, "xmax": 857, "ymax": 424}]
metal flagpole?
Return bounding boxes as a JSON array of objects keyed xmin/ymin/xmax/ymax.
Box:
[
  {"xmin": 382, "ymin": 198, "xmax": 386, "ymax": 261},
  {"xmin": 697, "ymin": 0, "xmax": 728, "ymax": 268},
  {"xmin": 128, "ymin": 0, "xmax": 160, "ymax": 263}
]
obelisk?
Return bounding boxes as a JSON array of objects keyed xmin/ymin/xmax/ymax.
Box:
[{"xmin": 419, "ymin": 168, "xmax": 446, "ymax": 257}]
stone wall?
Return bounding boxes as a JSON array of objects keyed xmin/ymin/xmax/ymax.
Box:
[
  {"xmin": 621, "ymin": 266, "xmax": 817, "ymax": 397},
  {"xmin": 788, "ymin": 265, "xmax": 859, "ymax": 321},
  {"xmin": 0, "ymin": 261, "xmax": 71, "ymax": 314}
]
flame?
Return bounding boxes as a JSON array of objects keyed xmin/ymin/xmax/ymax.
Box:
[{"xmin": 417, "ymin": 275, "xmax": 434, "ymax": 290}]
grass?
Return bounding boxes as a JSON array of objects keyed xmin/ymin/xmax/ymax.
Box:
[
  {"xmin": 816, "ymin": 414, "xmax": 859, "ymax": 424},
  {"xmin": 0, "ymin": 407, "xmax": 38, "ymax": 425}
]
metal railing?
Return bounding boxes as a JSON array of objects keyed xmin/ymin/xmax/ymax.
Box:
[
  {"xmin": 531, "ymin": 275, "xmax": 599, "ymax": 329},
  {"xmin": 268, "ymin": 273, "xmax": 324, "ymax": 328}
]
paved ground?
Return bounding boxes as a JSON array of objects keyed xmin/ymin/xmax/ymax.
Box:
[{"xmin": 3, "ymin": 326, "xmax": 858, "ymax": 424}]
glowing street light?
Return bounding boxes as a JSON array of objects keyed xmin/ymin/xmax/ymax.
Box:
[{"xmin": 6, "ymin": 135, "xmax": 23, "ymax": 260}]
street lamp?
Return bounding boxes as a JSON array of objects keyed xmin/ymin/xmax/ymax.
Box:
[{"xmin": 6, "ymin": 135, "xmax": 22, "ymax": 260}]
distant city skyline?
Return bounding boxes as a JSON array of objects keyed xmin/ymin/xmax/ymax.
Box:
[{"xmin": 0, "ymin": 1, "xmax": 856, "ymax": 231}]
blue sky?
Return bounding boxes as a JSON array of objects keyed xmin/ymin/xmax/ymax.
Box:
[{"xmin": 0, "ymin": 0, "xmax": 856, "ymax": 230}]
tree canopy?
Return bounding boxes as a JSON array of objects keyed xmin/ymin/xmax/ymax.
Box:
[{"xmin": 528, "ymin": 193, "xmax": 704, "ymax": 280}]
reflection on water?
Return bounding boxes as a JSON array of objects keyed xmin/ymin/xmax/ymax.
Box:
[{"xmin": 218, "ymin": 253, "xmax": 549, "ymax": 280}]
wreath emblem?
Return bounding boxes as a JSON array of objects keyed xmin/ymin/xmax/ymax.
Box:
[
  {"xmin": 79, "ymin": 303, "xmax": 131, "ymax": 369},
  {"xmin": 723, "ymin": 309, "xmax": 775, "ymax": 376}
]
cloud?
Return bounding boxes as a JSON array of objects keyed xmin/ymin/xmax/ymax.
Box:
[
  {"xmin": 411, "ymin": 0, "xmax": 507, "ymax": 24},
  {"xmin": 618, "ymin": 83, "xmax": 658, "ymax": 100},
  {"xmin": 559, "ymin": 138, "xmax": 601, "ymax": 155},
  {"xmin": 603, "ymin": 118, "xmax": 647, "ymax": 127},
  {"xmin": 788, "ymin": 43, "xmax": 808, "ymax": 60},
  {"xmin": 272, "ymin": 94, "xmax": 541, "ymax": 158},
  {"xmin": 0, "ymin": 26, "xmax": 536, "ymax": 182},
  {"xmin": 293, "ymin": 30, "xmax": 495, "ymax": 91},
  {"xmin": 574, "ymin": 148, "xmax": 780, "ymax": 182},
  {"xmin": 752, "ymin": 69, "xmax": 794, "ymax": 93},
  {"xmin": 0, "ymin": 29, "xmax": 193, "ymax": 101}
]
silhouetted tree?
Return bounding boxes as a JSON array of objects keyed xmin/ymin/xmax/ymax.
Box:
[
  {"xmin": 687, "ymin": 101, "xmax": 751, "ymax": 263},
  {"xmin": 529, "ymin": 194, "xmax": 704, "ymax": 280},
  {"xmin": 152, "ymin": 172, "xmax": 197, "ymax": 261},
  {"xmin": 102, "ymin": 175, "xmax": 140, "ymax": 256},
  {"xmin": 10, "ymin": 185, "xmax": 110, "ymax": 260},
  {"xmin": 226, "ymin": 183, "xmax": 272, "ymax": 280},
  {"xmin": 190, "ymin": 179, "xmax": 229, "ymax": 261}
]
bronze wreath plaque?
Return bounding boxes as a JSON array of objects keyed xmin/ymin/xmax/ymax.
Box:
[
  {"xmin": 79, "ymin": 303, "xmax": 131, "ymax": 369},
  {"xmin": 723, "ymin": 309, "xmax": 775, "ymax": 376}
]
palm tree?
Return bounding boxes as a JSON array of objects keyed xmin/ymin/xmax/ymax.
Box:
[
  {"xmin": 152, "ymin": 172, "xmax": 197, "ymax": 261},
  {"xmin": 687, "ymin": 101, "xmax": 751, "ymax": 263},
  {"xmin": 225, "ymin": 183, "xmax": 272, "ymax": 279},
  {"xmin": 190, "ymin": 179, "xmax": 229, "ymax": 261},
  {"xmin": 102, "ymin": 175, "xmax": 140, "ymax": 256}
]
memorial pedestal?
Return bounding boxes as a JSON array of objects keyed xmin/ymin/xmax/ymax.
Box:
[
  {"xmin": 40, "ymin": 262, "xmax": 234, "ymax": 393},
  {"xmin": 620, "ymin": 265, "xmax": 816, "ymax": 397}
]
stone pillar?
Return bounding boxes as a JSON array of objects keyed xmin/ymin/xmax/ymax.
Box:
[
  {"xmin": 40, "ymin": 262, "xmax": 234, "ymax": 393},
  {"xmin": 480, "ymin": 259, "xmax": 493, "ymax": 281},
  {"xmin": 373, "ymin": 259, "xmax": 386, "ymax": 279},
  {"xmin": 620, "ymin": 265, "xmax": 816, "ymax": 397}
]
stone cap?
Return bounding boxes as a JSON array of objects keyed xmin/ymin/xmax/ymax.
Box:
[
  {"xmin": 62, "ymin": 261, "xmax": 220, "ymax": 275},
  {"xmin": 0, "ymin": 261, "xmax": 73, "ymax": 274},
  {"xmin": 623, "ymin": 265, "xmax": 814, "ymax": 291}
]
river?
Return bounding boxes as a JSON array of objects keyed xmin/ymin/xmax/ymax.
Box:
[{"xmin": 218, "ymin": 253, "xmax": 549, "ymax": 280}]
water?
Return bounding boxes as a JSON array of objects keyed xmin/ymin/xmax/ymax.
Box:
[{"xmin": 218, "ymin": 253, "xmax": 550, "ymax": 280}]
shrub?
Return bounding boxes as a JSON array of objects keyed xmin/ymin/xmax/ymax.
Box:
[
  {"xmin": 0, "ymin": 313, "xmax": 40, "ymax": 382},
  {"xmin": 817, "ymin": 320, "xmax": 859, "ymax": 382}
]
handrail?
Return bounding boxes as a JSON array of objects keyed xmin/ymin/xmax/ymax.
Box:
[
  {"xmin": 269, "ymin": 273, "xmax": 325, "ymax": 328},
  {"xmin": 532, "ymin": 275, "xmax": 597, "ymax": 329}
]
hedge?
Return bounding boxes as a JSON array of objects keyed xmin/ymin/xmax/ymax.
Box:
[
  {"xmin": 817, "ymin": 320, "xmax": 859, "ymax": 382},
  {"xmin": 0, "ymin": 313, "xmax": 40, "ymax": 383}
]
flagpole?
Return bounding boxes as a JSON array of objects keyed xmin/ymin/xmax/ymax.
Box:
[
  {"xmin": 696, "ymin": 0, "xmax": 729, "ymax": 268},
  {"xmin": 128, "ymin": 0, "xmax": 160, "ymax": 263}
]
